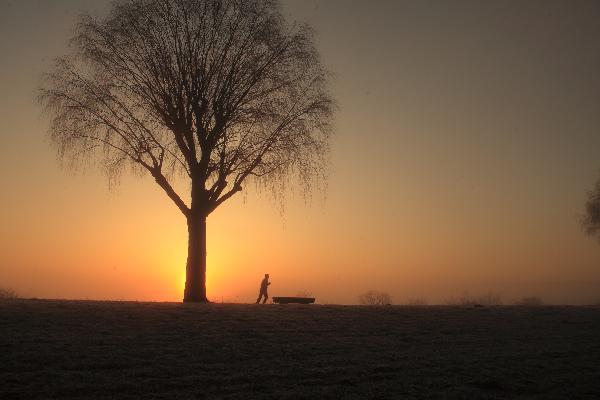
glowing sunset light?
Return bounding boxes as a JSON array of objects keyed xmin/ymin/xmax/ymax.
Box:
[{"xmin": 5, "ymin": 2, "xmax": 600, "ymax": 399}]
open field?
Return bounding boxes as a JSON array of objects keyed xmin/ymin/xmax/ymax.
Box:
[{"xmin": 2, "ymin": 300, "xmax": 600, "ymax": 399}]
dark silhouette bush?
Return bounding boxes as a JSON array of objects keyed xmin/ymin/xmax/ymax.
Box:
[
  {"xmin": 446, "ymin": 291, "xmax": 503, "ymax": 306},
  {"xmin": 582, "ymin": 175, "xmax": 600, "ymax": 240},
  {"xmin": 359, "ymin": 290, "xmax": 392, "ymax": 305},
  {"xmin": 514, "ymin": 296, "xmax": 543, "ymax": 306},
  {"xmin": 405, "ymin": 298, "xmax": 428, "ymax": 306},
  {"xmin": 0, "ymin": 287, "xmax": 18, "ymax": 299}
]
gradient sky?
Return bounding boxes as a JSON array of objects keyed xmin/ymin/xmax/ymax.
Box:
[{"xmin": 1, "ymin": 0, "xmax": 600, "ymax": 304}]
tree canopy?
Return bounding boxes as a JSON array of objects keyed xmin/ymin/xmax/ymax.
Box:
[{"xmin": 40, "ymin": 0, "xmax": 334, "ymax": 217}]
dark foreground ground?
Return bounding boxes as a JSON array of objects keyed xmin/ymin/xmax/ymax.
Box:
[{"xmin": 2, "ymin": 300, "xmax": 600, "ymax": 399}]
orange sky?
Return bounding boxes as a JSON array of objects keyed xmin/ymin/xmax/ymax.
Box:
[{"xmin": 1, "ymin": 0, "xmax": 600, "ymax": 304}]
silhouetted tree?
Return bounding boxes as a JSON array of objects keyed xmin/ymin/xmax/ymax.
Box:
[
  {"xmin": 583, "ymin": 176, "xmax": 600, "ymax": 240},
  {"xmin": 40, "ymin": 0, "xmax": 334, "ymax": 302}
]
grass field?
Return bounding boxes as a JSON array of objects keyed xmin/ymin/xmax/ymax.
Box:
[{"xmin": 2, "ymin": 299, "xmax": 600, "ymax": 399}]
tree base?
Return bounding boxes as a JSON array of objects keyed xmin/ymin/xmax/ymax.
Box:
[{"xmin": 183, "ymin": 296, "xmax": 210, "ymax": 303}]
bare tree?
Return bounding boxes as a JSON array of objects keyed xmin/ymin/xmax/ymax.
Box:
[
  {"xmin": 583, "ymin": 175, "xmax": 600, "ymax": 240},
  {"xmin": 39, "ymin": 0, "xmax": 334, "ymax": 302}
]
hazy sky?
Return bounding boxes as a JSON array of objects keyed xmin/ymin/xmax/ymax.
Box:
[{"xmin": 1, "ymin": 0, "xmax": 600, "ymax": 304}]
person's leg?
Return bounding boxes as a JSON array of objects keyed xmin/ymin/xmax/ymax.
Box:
[
  {"xmin": 262, "ymin": 293, "xmax": 268, "ymax": 304},
  {"xmin": 256, "ymin": 293, "xmax": 262, "ymax": 304}
]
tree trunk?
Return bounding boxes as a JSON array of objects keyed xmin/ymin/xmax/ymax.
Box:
[{"xmin": 183, "ymin": 211, "xmax": 208, "ymax": 302}]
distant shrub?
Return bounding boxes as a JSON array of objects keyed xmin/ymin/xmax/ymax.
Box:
[
  {"xmin": 405, "ymin": 298, "xmax": 428, "ymax": 306},
  {"xmin": 473, "ymin": 291, "xmax": 503, "ymax": 306},
  {"xmin": 359, "ymin": 290, "xmax": 392, "ymax": 306},
  {"xmin": 446, "ymin": 291, "xmax": 503, "ymax": 306},
  {"xmin": 0, "ymin": 287, "xmax": 18, "ymax": 299},
  {"xmin": 514, "ymin": 296, "xmax": 543, "ymax": 306}
]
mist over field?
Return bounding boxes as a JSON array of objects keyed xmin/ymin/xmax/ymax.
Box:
[{"xmin": 2, "ymin": 299, "xmax": 600, "ymax": 399}]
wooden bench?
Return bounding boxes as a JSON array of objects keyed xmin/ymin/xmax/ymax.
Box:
[{"xmin": 272, "ymin": 297, "xmax": 315, "ymax": 304}]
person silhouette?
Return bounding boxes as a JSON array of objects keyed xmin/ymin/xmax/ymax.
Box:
[{"xmin": 256, "ymin": 274, "xmax": 271, "ymax": 304}]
